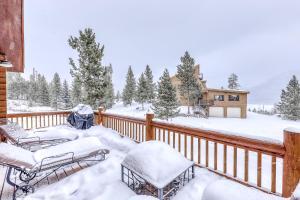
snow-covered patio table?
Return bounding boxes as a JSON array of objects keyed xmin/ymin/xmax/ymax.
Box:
[{"xmin": 121, "ymin": 141, "xmax": 195, "ymax": 200}]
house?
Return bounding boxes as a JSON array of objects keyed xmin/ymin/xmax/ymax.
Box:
[{"xmin": 170, "ymin": 65, "xmax": 249, "ymax": 118}]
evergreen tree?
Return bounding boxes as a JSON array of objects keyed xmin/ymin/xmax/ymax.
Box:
[
  {"xmin": 39, "ymin": 75, "xmax": 50, "ymax": 106},
  {"xmin": 115, "ymin": 91, "xmax": 121, "ymax": 102},
  {"xmin": 176, "ymin": 51, "xmax": 199, "ymax": 114},
  {"xmin": 28, "ymin": 69, "xmax": 39, "ymax": 106},
  {"xmin": 135, "ymin": 73, "xmax": 148, "ymax": 109},
  {"xmin": 61, "ymin": 80, "xmax": 72, "ymax": 109},
  {"xmin": 122, "ymin": 66, "xmax": 136, "ymax": 106},
  {"xmin": 228, "ymin": 73, "xmax": 240, "ymax": 89},
  {"xmin": 152, "ymin": 69, "xmax": 180, "ymax": 120},
  {"xmin": 71, "ymin": 76, "xmax": 83, "ymax": 106},
  {"xmin": 50, "ymin": 73, "xmax": 62, "ymax": 110},
  {"xmin": 277, "ymin": 75, "xmax": 300, "ymax": 120},
  {"xmin": 102, "ymin": 64, "xmax": 115, "ymax": 109},
  {"xmin": 144, "ymin": 65, "xmax": 156, "ymax": 102},
  {"xmin": 68, "ymin": 28, "xmax": 106, "ymax": 108},
  {"xmin": 7, "ymin": 72, "xmax": 28, "ymax": 100}
]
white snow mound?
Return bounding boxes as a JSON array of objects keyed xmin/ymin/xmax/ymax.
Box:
[
  {"xmin": 73, "ymin": 104, "xmax": 94, "ymax": 115},
  {"xmin": 129, "ymin": 195, "xmax": 159, "ymax": 200},
  {"xmin": 122, "ymin": 141, "xmax": 193, "ymax": 188}
]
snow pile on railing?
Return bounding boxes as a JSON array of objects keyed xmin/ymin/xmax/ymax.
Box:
[
  {"xmin": 122, "ymin": 141, "xmax": 193, "ymax": 188},
  {"xmin": 72, "ymin": 104, "xmax": 94, "ymax": 115}
]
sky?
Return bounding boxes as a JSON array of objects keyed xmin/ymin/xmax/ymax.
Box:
[{"xmin": 24, "ymin": 0, "xmax": 300, "ymax": 93}]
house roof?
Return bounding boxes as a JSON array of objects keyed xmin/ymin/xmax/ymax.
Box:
[{"xmin": 206, "ymin": 88, "xmax": 250, "ymax": 94}]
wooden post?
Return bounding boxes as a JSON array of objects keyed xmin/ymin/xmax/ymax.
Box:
[
  {"xmin": 282, "ymin": 128, "xmax": 300, "ymax": 197},
  {"xmin": 0, "ymin": 68, "xmax": 7, "ymax": 119},
  {"xmin": 98, "ymin": 107, "xmax": 104, "ymax": 125},
  {"xmin": 146, "ymin": 113, "xmax": 154, "ymax": 141}
]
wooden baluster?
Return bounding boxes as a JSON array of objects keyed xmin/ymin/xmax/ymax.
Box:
[
  {"xmin": 39, "ymin": 115, "xmax": 41, "ymax": 128},
  {"xmin": 244, "ymin": 149, "xmax": 249, "ymax": 182},
  {"xmin": 271, "ymin": 156, "xmax": 276, "ymax": 193},
  {"xmin": 233, "ymin": 147, "xmax": 237, "ymax": 177},
  {"xmin": 26, "ymin": 117, "xmax": 29, "ymax": 129},
  {"xmin": 167, "ymin": 130, "xmax": 170, "ymax": 145},
  {"xmin": 158, "ymin": 129, "xmax": 161, "ymax": 141},
  {"xmin": 163, "ymin": 129, "xmax": 166, "ymax": 143},
  {"xmin": 198, "ymin": 138, "xmax": 201, "ymax": 165},
  {"xmin": 178, "ymin": 133, "xmax": 181, "ymax": 153},
  {"xmin": 173, "ymin": 132, "xmax": 176, "ymax": 149},
  {"xmin": 206, "ymin": 140, "xmax": 209, "ymax": 167},
  {"xmin": 21, "ymin": 117, "xmax": 24, "ymax": 129},
  {"xmin": 257, "ymin": 152, "xmax": 262, "ymax": 187},
  {"xmin": 214, "ymin": 142, "xmax": 218, "ymax": 170},
  {"xmin": 184, "ymin": 134, "xmax": 187, "ymax": 158},
  {"xmin": 191, "ymin": 136, "xmax": 194, "ymax": 161},
  {"xmin": 223, "ymin": 144, "xmax": 227, "ymax": 174},
  {"xmin": 142, "ymin": 125, "xmax": 145, "ymax": 142}
]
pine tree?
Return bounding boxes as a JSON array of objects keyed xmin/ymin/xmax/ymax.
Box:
[
  {"xmin": 152, "ymin": 69, "xmax": 180, "ymax": 120},
  {"xmin": 144, "ymin": 65, "xmax": 156, "ymax": 102},
  {"xmin": 102, "ymin": 64, "xmax": 115, "ymax": 109},
  {"xmin": 50, "ymin": 73, "xmax": 62, "ymax": 110},
  {"xmin": 277, "ymin": 75, "xmax": 300, "ymax": 120},
  {"xmin": 176, "ymin": 51, "xmax": 200, "ymax": 114},
  {"xmin": 135, "ymin": 73, "xmax": 148, "ymax": 109},
  {"xmin": 228, "ymin": 73, "xmax": 240, "ymax": 89},
  {"xmin": 71, "ymin": 76, "xmax": 83, "ymax": 106},
  {"xmin": 68, "ymin": 28, "xmax": 106, "ymax": 108},
  {"xmin": 28, "ymin": 69, "xmax": 39, "ymax": 106},
  {"xmin": 122, "ymin": 66, "xmax": 136, "ymax": 106},
  {"xmin": 39, "ymin": 75, "xmax": 50, "ymax": 106},
  {"xmin": 115, "ymin": 91, "xmax": 121, "ymax": 102},
  {"xmin": 61, "ymin": 80, "xmax": 72, "ymax": 109}
]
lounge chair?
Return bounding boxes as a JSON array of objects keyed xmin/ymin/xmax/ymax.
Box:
[
  {"xmin": 0, "ymin": 137, "xmax": 109, "ymax": 199},
  {"xmin": 0, "ymin": 119, "xmax": 78, "ymax": 151}
]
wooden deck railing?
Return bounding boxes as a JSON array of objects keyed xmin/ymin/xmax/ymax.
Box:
[
  {"xmin": 4, "ymin": 108, "xmax": 299, "ymax": 198},
  {"xmin": 97, "ymin": 108, "xmax": 299, "ymax": 198}
]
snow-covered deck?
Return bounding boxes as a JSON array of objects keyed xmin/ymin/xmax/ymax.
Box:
[{"xmin": 0, "ymin": 126, "xmax": 286, "ymax": 200}]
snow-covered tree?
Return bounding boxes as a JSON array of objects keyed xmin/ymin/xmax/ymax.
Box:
[
  {"xmin": 277, "ymin": 75, "xmax": 300, "ymax": 120},
  {"xmin": 115, "ymin": 91, "xmax": 121, "ymax": 102},
  {"xmin": 61, "ymin": 80, "xmax": 72, "ymax": 109},
  {"xmin": 7, "ymin": 72, "xmax": 28, "ymax": 100},
  {"xmin": 28, "ymin": 69, "xmax": 39, "ymax": 106},
  {"xmin": 228, "ymin": 73, "xmax": 240, "ymax": 89},
  {"xmin": 144, "ymin": 65, "xmax": 156, "ymax": 102},
  {"xmin": 68, "ymin": 28, "xmax": 106, "ymax": 108},
  {"xmin": 122, "ymin": 66, "xmax": 136, "ymax": 106},
  {"xmin": 102, "ymin": 64, "xmax": 115, "ymax": 109},
  {"xmin": 50, "ymin": 73, "xmax": 62, "ymax": 110},
  {"xmin": 152, "ymin": 69, "xmax": 180, "ymax": 120},
  {"xmin": 176, "ymin": 51, "xmax": 199, "ymax": 114},
  {"xmin": 38, "ymin": 75, "xmax": 50, "ymax": 106},
  {"xmin": 71, "ymin": 76, "xmax": 83, "ymax": 106},
  {"xmin": 135, "ymin": 73, "xmax": 148, "ymax": 109}
]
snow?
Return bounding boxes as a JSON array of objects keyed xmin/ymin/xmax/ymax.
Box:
[
  {"xmin": 7, "ymin": 100, "xmax": 54, "ymax": 113},
  {"xmin": 284, "ymin": 127, "xmax": 300, "ymax": 134},
  {"xmin": 0, "ymin": 143, "xmax": 35, "ymax": 168},
  {"xmin": 292, "ymin": 182, "xmax": 300, "ymax": 200},
  {"xmin": 107, "ymin": 102, "xmax": 300, "ymax": 142},
  {"xmin": 24, "ymin": 125, "xmax": 286, "ymax": 200},
  {"xmin": 201, "ymin": 180, "xmax": 284, "ymax": 200},
  {"xmin": 34, "ymin": 137, "xmax": 105, "ymax": 163},
  {"xmin": 128, "ymin": 196, "xmax": 158, "ymax": 200},
  {"xmin": 122, "ymin": 141, "xmax": 193, "ymax": 188},
  {"xmin": 28, "ymin": 127, "xmax": 78, "ymax": 141},
  {"xmin": 72, "ymin": 104, "xmax": 94, "ymax": 115}
]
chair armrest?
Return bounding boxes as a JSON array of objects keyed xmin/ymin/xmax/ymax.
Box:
[
  {"xmin": 37, "ymin": 152, "xmax": 75, "ymax": 171},
  {"xmin": 17, "ymin": 136, "xmax": 41, "ymax": 144}
]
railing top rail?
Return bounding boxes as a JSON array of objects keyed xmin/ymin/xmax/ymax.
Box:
[
  {"xmin": 7, "ymin": 111, "xmax": 71, "ymax": 118},
  {"xmin": 103, "ymin": 112, "xmax": 146, "ymax": 124},
  {"xmin": 152, "ymin": 120, "xmax": 285, "ymax": 157}
]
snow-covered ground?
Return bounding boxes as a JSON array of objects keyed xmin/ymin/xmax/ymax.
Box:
[
  {"xmin": 7, "ymin": 100, "xmax": 54, "ymax": 113},
  {"xmin": 24, "ymin": 125, "xmax": 285, "ymax": 200},
  {"xmin": 108, "ymin": 102, "xmax": 300, "ymax": 142}
]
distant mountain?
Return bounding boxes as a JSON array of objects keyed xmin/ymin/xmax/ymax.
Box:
[{"xmin": 248, "ymin": 70, "xmax": 300, "ymax": 105}]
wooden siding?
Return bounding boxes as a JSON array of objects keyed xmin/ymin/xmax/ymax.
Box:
[{"xmin": 0, "ymin": 68, "xmax": 6, "ymax": 118}]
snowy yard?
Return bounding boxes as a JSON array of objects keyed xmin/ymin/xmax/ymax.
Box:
[
  {"xmin": 107, "ymin": 102, "xmax": 300, "ymax": 142},
  {"xmin": 12, "ymin": 125, "xmax": 285, "ymax": 200}
]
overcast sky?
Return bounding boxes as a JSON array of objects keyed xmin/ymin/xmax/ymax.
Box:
[{"xmin": 24, "ymin": 0, "xmax": 300, "ymax": 92}]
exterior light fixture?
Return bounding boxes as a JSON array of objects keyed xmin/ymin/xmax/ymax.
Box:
[{"xmin": 0, "ymin": 52, "xmax": 12, "ymax": 68}]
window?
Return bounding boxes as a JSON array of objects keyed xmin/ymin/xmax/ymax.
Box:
[
  {"xmin": 214, "ymin": 95, "xmax": 224, "ymax": 101},
  {"xmin": 228, "ymin": 95, "xmax": 240, "ymax": 101}
]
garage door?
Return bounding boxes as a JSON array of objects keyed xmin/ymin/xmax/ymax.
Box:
[
  {"xmin": 209, "ymin": 107, "xmax": 224, "ymax": 117},
  {"xmin": 227, "ymin": 107, "xmax": 241, "ymax": 118}
]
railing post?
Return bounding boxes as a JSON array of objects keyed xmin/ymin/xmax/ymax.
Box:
[
  {"xmin": 282, "ymin": 128, "xmax": 300, "ymax": 197},
  {"xmin": 98, "ymin": 107, "xmax": 104, "ymax": 125},
  {"xmin": 146, "ymin": 113, "xmax": 154, "ymax": 141}
]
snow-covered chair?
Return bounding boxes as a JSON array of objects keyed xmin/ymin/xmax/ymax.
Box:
[
  {"xmin": 0, "ymin": 119, "xmax": 78, "ymax": 151},
  {"xmin": 0, "ymin": 137, "xmax": 109, "ymax": 199},
  {"xmin": 121, "ymin": 141, "xmax": 195, "ymax": 200}
]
